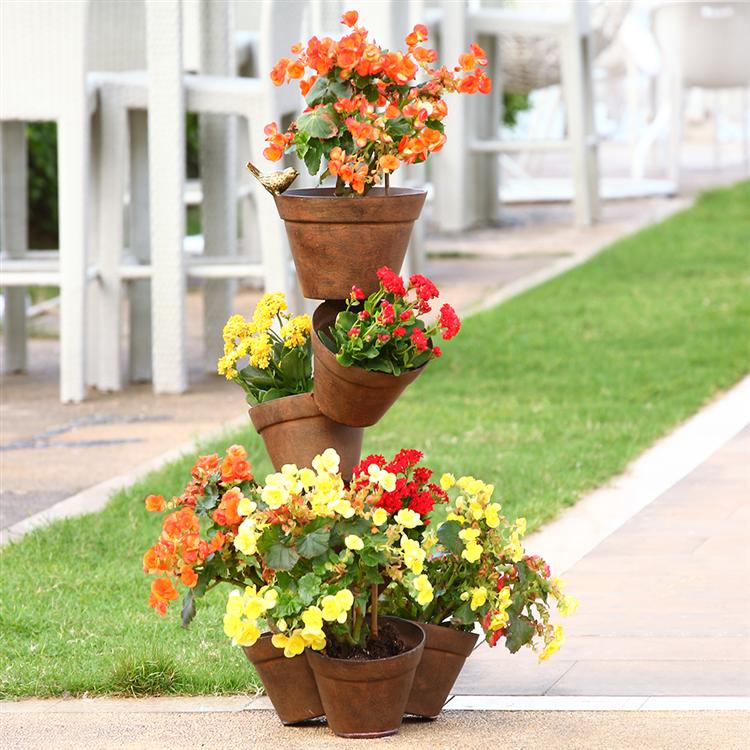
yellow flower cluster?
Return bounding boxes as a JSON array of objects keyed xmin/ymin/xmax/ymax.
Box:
[
  {"xmin": 279, "ymin": 314, "xmax": 312, "ymax": 348},
  {"xmin": 217, "ymin": 293, "xmax": 311, "ymax": 381},
  {"xmin": 223, "ymin": 585, "xmax": 278, "ymax": 647},
  {"xmin": 539, "ymin": 624, "xmax": 564, "ymax": 662}
]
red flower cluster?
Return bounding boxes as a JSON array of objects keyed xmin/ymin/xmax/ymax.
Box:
[
  {"xmin": 352, "ymin": 449, "xmax": 448, "ymax": 519},
  {"xmin": 438, "ymin": 303, "xmax": 461, "ymax": 340},
  {"xmin": 377, "ymin": 266, "xmax": 407, "ymax": 296}
]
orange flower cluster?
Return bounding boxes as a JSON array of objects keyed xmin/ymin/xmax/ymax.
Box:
[
  {"xmin": 262, "ymin": 10, "xmax": 491, "ymax": 195},
  {"xmin": 143, "ymin": 445, "xmax": 256, "ymax": 617}
]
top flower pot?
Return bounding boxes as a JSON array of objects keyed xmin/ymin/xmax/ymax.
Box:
[{"xmin": 273, "ymin": 187, "xmax": 426, "ymax": 301}]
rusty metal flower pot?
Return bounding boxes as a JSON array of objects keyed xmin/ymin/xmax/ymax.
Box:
[
  {"xmin": 273, "ymin": 187, "xmax": 426, "ymax": 301},
  {"xmin": 243, "ymin": 633, "xmax": 324, "ymax": 725},
  {"xmin": 405, "ymin": 623, "xmax": 479, "ymax": 719},
  {"xmin": 306, "ymin": 617, "xmax": 425, "ymax": 738},
  {"xmin": 249, "ymin": 392, "xmax": 363, "ymax": 481},
  {"xmin": 311, "ymin": 302, "xmax": 426, "ymax": 428}
]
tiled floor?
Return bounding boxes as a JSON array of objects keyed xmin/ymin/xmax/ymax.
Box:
[{"xmin": 453, "ymin": 427, "xmax": 750, "ymax": 697}]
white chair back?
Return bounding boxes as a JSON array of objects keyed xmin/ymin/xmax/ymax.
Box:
[
  {"xmin": 653, "ymin": 1, "xmax": 750, "ymax": 88},
  {"xmin": 88, "ymin": 0, "xmax": 147, "ymax": 73},
  {"xmin": 256, "ymin": 0, "xmax": 310, "ymax": 114},
  {"xmin": 0, "ymin": 0, "xmax": 90, "ymax": 120}
]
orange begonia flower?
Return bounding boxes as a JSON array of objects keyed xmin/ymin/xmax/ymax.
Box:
[
  {"xmin": 341, "ymin": 10, "xmax": 358, "ymax": 27},
  {"xmin": 180, "ymin": 567, "xmax": 198, "ymax": 587},
  {"xmin": 287, "ymin": 59, "xmax": 305, "ymax": 79},
  {"xmin": 145, "ymin": 494, "xmax": 165, "ymax": 512},
  {"xmin": 148, "ymin": 577, "xmax": 179, "ymax": 615},
  {"xmin": 212, "ymin": 487, "xmax": 245, "ymax": 528},
  {"xmin": 270, "ymin": 57, "xmax": 289, "ymax": 86},
  {"xmin": 379, "ymin": 154, "xmax": 400, "ymax": 173}
]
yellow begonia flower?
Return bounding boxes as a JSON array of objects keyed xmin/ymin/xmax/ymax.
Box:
[
  {"xmin": 507, "ymin": 532, "xmax": 523, "ymax": 563},
  {"xmin": 400, "ymin": 534, "xmax": 426, "ymax": 575},
  {"xmin": 272, "ymin": 629, "xmax": 306, "ymax": 658},
  {"xmin": 298, "ymin": 467, "xmax": 316, "ymax": 489},
  {"xmin": 225, "ymin": 589, "xmax": 243, "ymax": 617},
  {"xmin": 440, "ymin": 473, "xmax": 455, "ymax": 490},
  {"xmin": 321, "ymin": 589, "xmax": 354, "ymax": 623},
  {"xmin": 490, "ymin": 611, "xmax": 509, "ymax": 631},
  {"xmin": 469, "ymin": 500, "xmax": 484, "ymax": 520},
  {"xmin": 458, "ymin": 527, "xmax": 480, "ymax": 543},
  {"xmin": 371, "ymin": 508, "xmax": 388, "ymax": 526},
  {"xmin": 345, "ymin": 534, "xmax": 364, "ymax": 551},
  {"xmin": 367, "ymin": 464, "xmax": 397, "ymax": 492},
  {"xmin": 237, "ymin": 496, "xmax": 257, "ymax": 517},
  {"xmin": 538, "ymin": 625, "xmax": 564, "ymax": 662},
  {"xmin": 233, "ymin": 620, "xmax": 262, "ymax": 647},
  {"xmin": 484, "ymin": 503, "xmax": 501, "ymax": 528},
  {"xmin": 461, "ymin": 541, "xmax": 483, "ymax": 563},
  {"xmin": 234, "ymin": 527, "xmax": 259, "ymax": 556},
  {"xmin": 446, "ymin": 512, "xmax": 467, "ymax": 524},
  {"xmin": 328, "ymin": 497, "xmax": 355, "ymax": 518},
  {"xmin": 394, "ymin": 508, "xmax": 422, "ymax": 529},
  {"xmin": 515, "ymin": 517, "xmax": 527, "ymax": 536},
  {"xmin": 261, "ymin": 484, "xmax": 289, "ymax": 509},
  {"xmin": 558, "ymin": 595, "xmax": 580, "ymax": 616},
  {"xmin": 469, "ymin": 586, "xmax": 488, "ymax": 611},
  {"xmin": 312, "ymin": 448, "xmax": 340, "ymax": 475},
  {"xmin": 413, "ymin": 574, "xmax": 434, "ymax": 606},
  {"xmin": 300, "ymin": 607, "xmax": 327, "ymax": 650},
  {"xmin": 281, "ymin": 463, "xmax": 299, "ymax": 478}
]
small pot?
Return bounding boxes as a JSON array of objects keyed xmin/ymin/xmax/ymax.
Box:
[
  {"xmin": 312, "ymin": 302, "xmax": 426, "ymax": 428},
  {"xmin": 405, "ymin": 623, "xmax": 479, "ymax": 719},
  {"xmin": 306, "ymin": 617, "xmax": 425, "ymax": 738},
  {"xmin": 243, "ymin": 633, "xmax": 324, "ymax": 725},
  {"xmin": 273, "ymin": 187, "xmax": 426, "ymax": 301},
  {"xmin": 249, "ymin": 392, "xmax": 363, "ymax": 481}
]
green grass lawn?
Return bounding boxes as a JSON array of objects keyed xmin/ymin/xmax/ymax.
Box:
[{"xmin": 1, "ymin": 182, "xmax": 748, "ymax": 698}]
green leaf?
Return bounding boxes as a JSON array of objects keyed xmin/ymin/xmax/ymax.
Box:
[
  {"xmin": 297, "ymin": 573, "xmax": 321, "ymax": 606},
  {"xmin": 505, "ymin": 615, "xmax": 535, "ymax": 653},
  {"xmin": 360, "ymin": 547, "xmax": 385, "ymax": 567},
  {"xmin": 257, "ymin": 387, "xmax": 285, "ymax": 403},
  {"xmin": 181, "ymin": 590, "xmax": 196, "ymax": 628},
  {"xmin": 336, "ymin": 310, "xmax": 357, "ymax": 332},
  {"xmin": 296, "ymin": 106, "xmax": 339, "ymax": 139},
  {"xmin": 305, "ymin": 77, "xmax": 352, "ymax": 107},
  {"xmin": 452, "ymin": 601, "xmax": 475, "ymax": 625},
  {"xmin": 303, "ymin": 142, "xmax": 324, "ymax": 175},
  {"xmin": 192, "ymin": 568, "xmax": 213, "ymax": 599},
  {"xmin": 195, "ymin": 484, "xmax": 219, "ymax": 515},
  {"xmin": 387, "ymin": 116, "xmax": 412, "ymax": 137},
  {"xmin": 265, "ymin": 542, "xmax": 300, "ymax": 571},
  {"xmin": 425, "ymin": 118, "xmax": 445, "ymax": 133},
  {"xmin": 297, "ymin": 527, "xmax": 330, "ymax": 559},
  {"xmin": 437, "ymin": 520, "xmax": 463, "ymax": 556}
]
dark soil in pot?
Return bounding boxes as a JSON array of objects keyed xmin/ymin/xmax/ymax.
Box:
[
  {"xmin": 273, "ymin": 187, "xmax": 426, "ymax": 301},
  {"xmin": 323, "ymin": 619, "xmax": 406, "ymax": 660},
  {"xmin": 306, "ymin": 617, "xmax": 425, "ymax": 738},
  {"xmin": 249, "ymin": 392, "xmax": 363, "ymax": 481},
  {"xmin": 405, "ymin": 622, "xmax": 479, "ymax": 719},
  {"xmin": 312, "ymin": 301, "xmax": 426, "ymax": 428}
]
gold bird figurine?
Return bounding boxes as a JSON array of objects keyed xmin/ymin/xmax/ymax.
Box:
[{"xmin": 246, "ymin": 161, "xmax": 298, "ymax": 195}]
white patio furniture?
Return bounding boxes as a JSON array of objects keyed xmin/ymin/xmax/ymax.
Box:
[
  {"xmin": 94, "ymin": 0, "xmax": 306, "ymax": 393},
  {"xmin": 0, "ymin": 0, "xmax": 95, "ymax": 403},
  {"xmin": 648, "ymin": 1, "xmax": 750, "ymax": 185},
  {"xmin": 435, "ymin": 0, "xmax": 600, "ymax": 231}
]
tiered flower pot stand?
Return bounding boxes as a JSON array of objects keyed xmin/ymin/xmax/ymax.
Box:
[{"xmin": 244, "ymin": 186, "xmax": 475, "ymax": 736}]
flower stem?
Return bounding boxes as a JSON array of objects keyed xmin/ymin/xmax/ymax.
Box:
[{"xmin": 371, "ymin": 583, "xmax": 379, "ymax": 638}]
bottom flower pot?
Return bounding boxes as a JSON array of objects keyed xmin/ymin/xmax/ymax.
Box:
[
  {"xmin": 405, "ymin": 622, "xmax": 479, "ymax": 719},
  {"xmin": 248, "ymin": 392, "xmax": 363, "ymax": 481},
  {"xmin": 306, "ymin": 617, "xmax": 425, "ymax": 738},
  {"xmin": 243, "ymin": 633, "xmax": 324, "ymax": 725}
]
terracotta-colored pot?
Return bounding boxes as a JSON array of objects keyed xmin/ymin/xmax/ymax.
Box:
[
  {"xmin": 312, "ymin": 302, "xmax": 426, "ymax": 428},
  {"xmin": 243, "ymin": 633, "xmax": 324, "ymax": 725},
  {"xmin": 273, "ymin": 187, "xmax": 426, "ymax": 300},
  {"xmin": 306, "ymin": 617, "xmax": 425, "ymax": 738},
  {"xmin": 249, "ymin": 392, "xmax": 363, "ymax": 481},
  {"xmin": 405, "ymin": 623, "xmax": 479, "ymax": 719}
]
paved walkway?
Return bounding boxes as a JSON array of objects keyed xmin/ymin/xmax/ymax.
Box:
[
  {"xmin": 453, "ymin": 426, "xmax": 750, "ymax": 698},
  {"xmin": 1, "ymin": 707, "xmax": 747, "ymax": 750}
]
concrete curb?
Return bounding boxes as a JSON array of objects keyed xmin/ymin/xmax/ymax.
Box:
[{"xmin": 2, "ymin": 695, "xmax": 748, "ymax": 714}]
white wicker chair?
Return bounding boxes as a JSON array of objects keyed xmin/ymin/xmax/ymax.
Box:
[
  {"xmin": 0, "ymin": 0, "xmax": 95, "ymax": 403},
  {"xmin": 93, "ymin": 0, "xmax": 307, "ymax": 393},
  {"xmin": 435, "ymin": 0, "xmax": 600, "ymax": 230}
]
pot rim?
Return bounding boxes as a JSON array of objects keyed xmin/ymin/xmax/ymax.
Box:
[
  {"xmin": 312, "ymin": 302, "xmax": 428, "ymax": 387},
  {"xmin": 277, "ymin": 186, "xmax": 427, "ymax": 200},
  {"xmin": 306, "ymin": 617, "xmax": 425, "ymax": 666},
  {"xmin": 248, "ymin": 391, "xmax": 321, "ymax": 433}
]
